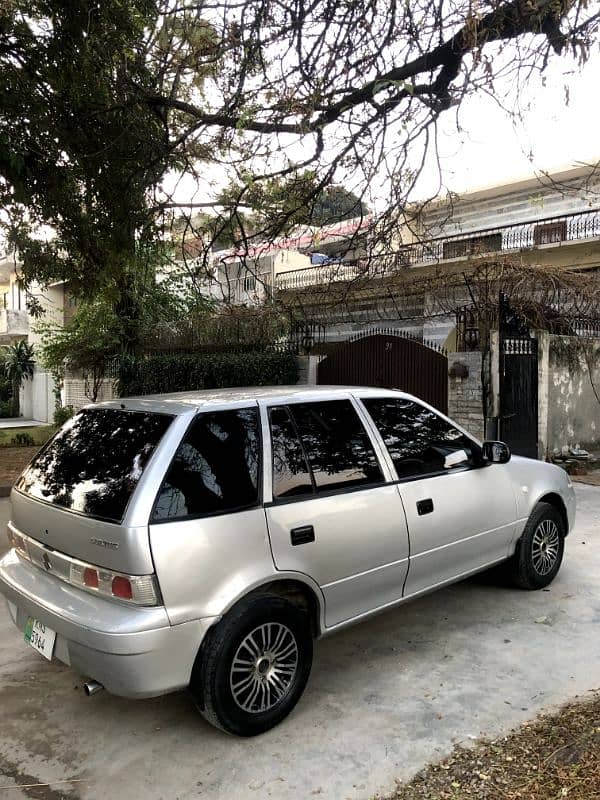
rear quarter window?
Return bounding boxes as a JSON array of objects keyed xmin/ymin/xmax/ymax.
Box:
[{"xmin": 16, "ymin": 408, "xmax": 173, "ymax": 522}]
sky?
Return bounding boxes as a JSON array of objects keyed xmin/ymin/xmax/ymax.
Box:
[{"xmin": 414, "ymin": 51, "xmax": 600, "ymax": 198}]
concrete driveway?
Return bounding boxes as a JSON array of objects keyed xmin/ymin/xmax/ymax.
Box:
[{"xmin": 1, "ymin": 485, "xmax": 599, "ymax": 800}]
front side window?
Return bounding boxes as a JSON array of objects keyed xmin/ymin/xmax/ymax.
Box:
[
  {"xmin": 286, "ymin": 400, "xmax": 383, "ymax": 494},
  {"xmin": 152, "ymin": 407, "xmax": 260, "ymax": 520},
  {"xmin": 17, "ymin": 409, "xmax": 173, "ymax": 522},
  {"xmin": 363, "ymin": 397, "xmax": 478, "ymax": 480}
]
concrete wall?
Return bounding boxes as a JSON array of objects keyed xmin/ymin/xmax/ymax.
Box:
[
  {"xmin": 447, "ymin": 351, "xmax": 485, "ymax": 441},
  {"xmin": 64, "ymin": 374, "xmax": 116, "ymax": 412},
  {"xmin": 538, "ymin": 332, "xmax": 600, "ymax": 455},
  {"xmin": 296, "ymin": 355, "xmax": 324, "ymax": 384},
  {"xmin": 19, "ymin": 367, "xmax": 56, "ymax": 423}
]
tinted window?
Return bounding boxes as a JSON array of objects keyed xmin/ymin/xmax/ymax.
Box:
[
  {"xmin": 17, "ymin": 409, "xmax": 172, "ymax": 522},
  {"xmin": 269, "ymin": 407, "xmax": 314, "ymax": 499},
  {"xmin": 153, "ymin": 408, "xmax": 260, "ymax": 520},
  {"xmin": 288, "ymin": 400, "xmax": 383, "ymax": 493},
  {"xmin": 363, "ymin": 398, "xmax": 478, "ymax": 479}
]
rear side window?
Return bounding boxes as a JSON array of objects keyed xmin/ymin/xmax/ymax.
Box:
[
  {"xmin": 362, "ymin": 397, "xmax": 477, "ymax": 479},
  {"xmin": 269, "ymin": 406, "xmax": 314, "ymax": 499},
  {"xmin": 269, "ymin": 399, "xmax": 383, "ymax": 498},
  {"xmin": 16, "ymin": 409, "xmax": 172, "ymax": 522},
  {"xmin": 152, "ymin": 407, "xmax": 260, "ymax": 520}
]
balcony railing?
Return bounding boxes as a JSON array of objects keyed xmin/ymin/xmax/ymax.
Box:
[
  {"xmin": 0, "ymin": 309, "xmax": 29, "ymax": 336},
  {"xmin": 275, "ymin": 208, "xmax": 600, "ymax": 292}
]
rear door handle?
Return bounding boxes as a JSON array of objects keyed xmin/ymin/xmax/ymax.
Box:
[
  {"xmin": 416, "ymin": 498, "xmax": 434, "ymax": 516},
  {"xmin": 290, "ymin": 525, "xmax": 315, "ymax": 546}
]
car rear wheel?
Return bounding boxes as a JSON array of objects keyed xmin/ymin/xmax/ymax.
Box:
[
  {"xmin": 509, "ymin": 502, "xmax": 565, "ymax": 590},
  {"xmin": 190, "ymin": 594, "xmax": 313, "ymax": 736}
]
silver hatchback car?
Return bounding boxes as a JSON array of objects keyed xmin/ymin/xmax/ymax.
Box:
[{"xmin": 0, "ymin": 386, "xmax": 575, "ymax": 735}]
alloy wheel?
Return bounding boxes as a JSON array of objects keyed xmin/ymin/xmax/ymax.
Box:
[
  {"xmin": 229, "ymin": 622, "xmax": 299, "ymax": 714},
  {"xmin": 531, "ymin": 519, "xmax": 560, "ymax": 576}
]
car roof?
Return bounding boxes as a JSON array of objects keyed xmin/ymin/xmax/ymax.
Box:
[{"xmin": 91, "ymin": 385, "xmax": 407, "ymax": 415}]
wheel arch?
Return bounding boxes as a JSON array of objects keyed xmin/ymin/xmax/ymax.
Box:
[
  {"xmin": 190, "ymin": 576, "xmax": 323, "ymax": 706},
  {"xmin": 536, "ymin": 492, "xmax": 569, "ymax": 535}
]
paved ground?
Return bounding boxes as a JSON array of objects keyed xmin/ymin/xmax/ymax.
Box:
[
  {"xmin": 0, "ymin": 419, "xmax": 43, "ymax": 429},
  {"xmin": 0, "ymin": 448, "xmax": 39, "ymax": 493},
  {"xmin": 1, "ymin": 485, "xmax": 599, "ymax": 800}
]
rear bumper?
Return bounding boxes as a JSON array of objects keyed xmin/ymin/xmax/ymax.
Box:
[{"xmin": 0, "ymin": 549, "xmax": 217, "ymax": 698}]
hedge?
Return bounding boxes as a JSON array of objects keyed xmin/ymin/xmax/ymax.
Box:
[{"xmin": 116, "ymin": 350, "xmax": 299, "ymax": 397}]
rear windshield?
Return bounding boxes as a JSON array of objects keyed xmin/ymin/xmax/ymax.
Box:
[{"xmin": 16, "ymin": 408, "xmax": 173, "ymax": 522}]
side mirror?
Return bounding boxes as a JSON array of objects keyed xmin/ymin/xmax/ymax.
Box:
[
  {"xmin": 444, "ymin": 448, "xmax": 470, "ymax": 469},
  {"xmin": 482, "ymin": 440, "xmax": 511, "ymax": 464}
]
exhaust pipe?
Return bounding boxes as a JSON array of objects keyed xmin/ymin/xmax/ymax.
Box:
[{"xmin": 84, "ymin": 680, "xmax": 104, "ymax": 697}]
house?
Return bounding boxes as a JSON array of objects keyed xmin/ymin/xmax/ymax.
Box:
[
  {"xmin": 166, "ymin": 216, "xmax": 371, "ymax": 305},
  {"xmin": 0, "ymin": 248, "xmax": 101, "ymax": 423},
  {"xmin": 0, "ymin": 248, "xmax": 65, "ymax": 422},
  {"xmin": 276, "ymin": 165, "xmax": 600, "ymax": 346},
  {"xmin": 0, "ymin": 248, "xmax": 29, "ymax": 347}
]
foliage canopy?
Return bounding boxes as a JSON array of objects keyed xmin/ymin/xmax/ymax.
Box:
[{"xmin": 0, "ymin": 0, "xmax": 597, "ymax": 341}]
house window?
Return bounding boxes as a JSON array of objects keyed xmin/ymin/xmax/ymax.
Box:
[
  {"xmin": 243, "ymin": 275, "xmax": 256, "ymax": 292},
  {"xmin": 533, "ymin": 220, "xmax": 567, "ymax": 245},
  {"xmin": 442, "ymin": 233, "xmax": 502, "ymax": 260}
]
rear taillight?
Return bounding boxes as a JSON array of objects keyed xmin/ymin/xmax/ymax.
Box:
[
  {"xmin": 111, "ymin": 575, "xmax": 133, "ymax": 600},
  {"xmin": 69, "ymin": 562, "xmax": 159, "ymax": 605},
  {"xmin": 7, "ymin": 524, "xmax": 160, "ymax": 606},
  {"xmin": 7, "ymin": 527, "xmax": 28, "ymax": 558},
  {"xmin": 83, "ymin": 567, "xmax": 99, "ymax": 588}
]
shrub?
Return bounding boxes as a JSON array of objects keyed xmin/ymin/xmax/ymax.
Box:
[
  {"xmin": 0, "ymin": 374, "xmax": 12, "ymax": 403},
  {"xmin": 54, "ymin": 404, "xmax": 75, "ymax": 426},
  {"xmin": 117, "ymin": 350, "xmax": 298, "ymax": 397},
  {"xmin": 11, "ymin": 432, "xmax": 35, "ymax": 446},
  {"xmin": 0, "ymin": 399, "xmax": 13, "ymax": 418}
]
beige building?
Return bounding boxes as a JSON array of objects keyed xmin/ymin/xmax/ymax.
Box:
[
  {"xmin": 0, "ymin": 249, "xmax": 66, "ymax": 422},
  {"xmin": 276, "ymin": 165, "xmax": 600, "ymax": 346}
]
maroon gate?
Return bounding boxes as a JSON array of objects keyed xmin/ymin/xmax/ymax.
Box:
[{"xmin": 317, "ymin": 329, "xmax": 448, "ymax": 413}]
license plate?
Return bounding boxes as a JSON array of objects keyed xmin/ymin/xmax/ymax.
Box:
[{"xmin": 24, "ymin": 617, "xmax": 56, "ymax": 661}]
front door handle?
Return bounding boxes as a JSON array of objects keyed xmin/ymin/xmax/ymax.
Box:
[
  {"xmin": 290, "ymin": 525, "xmax": 315, "ymax": 546},
  {"xmin": 416, "ymin": 498, "xmax": 434, "ymax": 516}
]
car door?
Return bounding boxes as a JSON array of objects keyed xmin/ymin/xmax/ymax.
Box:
[
  {"xmin": 360, "ymin": 395, "xmax": 518, "ymax": 597},
  {"xmin": 263, "ymin": 397, "xmax": 410, "ymax": 627},
  {"xmin": 148, "ymin": 404, "xmax": 273, "ymax": 625}
]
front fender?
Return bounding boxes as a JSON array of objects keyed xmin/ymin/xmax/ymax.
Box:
[{"xmin": 506, "ymin": 456, "xmax": 575, "ymax": 535}]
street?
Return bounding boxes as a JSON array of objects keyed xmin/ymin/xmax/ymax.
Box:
[{"xmin": 1, "ymin": 485, "xmax": 599, "ymax": 800}]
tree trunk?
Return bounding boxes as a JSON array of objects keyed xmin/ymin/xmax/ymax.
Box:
[{"xmin": 12, "ymin": 378, "xmax": 20, "ymax": 418}]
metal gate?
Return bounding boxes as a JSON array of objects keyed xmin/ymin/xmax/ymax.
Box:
[
  {"xmin": 317, "ymin": 329, "xmax": 448, "ymax": 413},
  {"xmin": 499, "ymin": 295, "xmax": 539, "ymax": 459},
  {"xmin": 499, "ymin": 337, "xmax": 538, "ymax": 458}
]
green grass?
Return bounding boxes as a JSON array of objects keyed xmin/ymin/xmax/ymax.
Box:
[{"xmin": 0, "ymin": 425, "xmax": 58, "ymax": 447}]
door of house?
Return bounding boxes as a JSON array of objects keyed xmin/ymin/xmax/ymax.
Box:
[{"xmin": 499, "ymin": 335, "xmax": 538, "ymax": 458}]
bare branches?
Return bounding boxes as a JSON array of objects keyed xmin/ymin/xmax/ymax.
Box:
[{"xmin": 1, "ymin": 0, "xmax": 598, "ymax": 332}]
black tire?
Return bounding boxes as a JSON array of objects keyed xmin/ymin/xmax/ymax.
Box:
[
  {"xmin": 190, "ymin": 594, "xmax": 313, "ymax": 736},
  {"xmin": 508, "ymin": 502, "xmax": 565, "ymax": 590}
]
